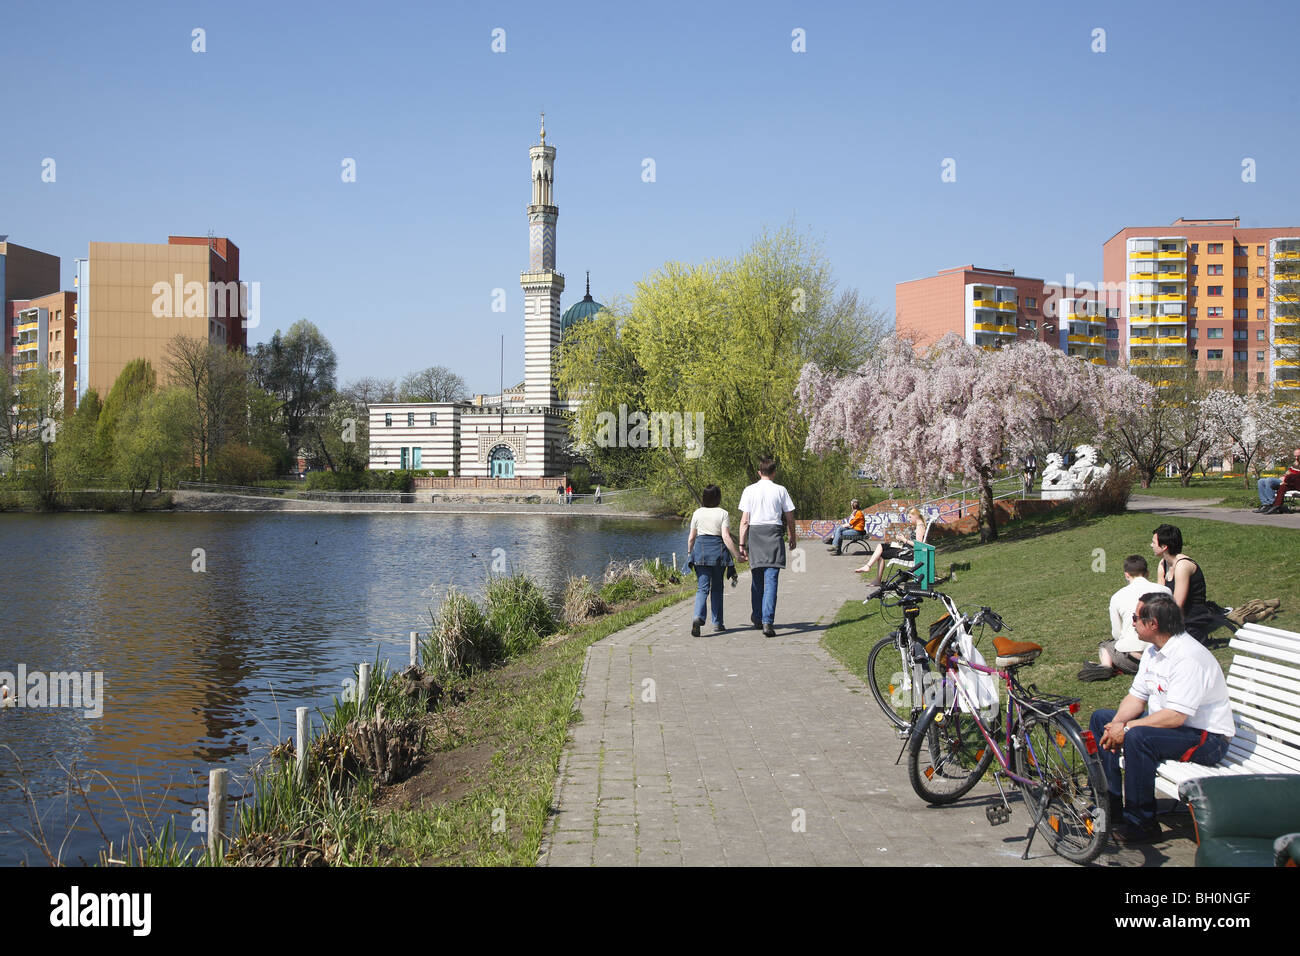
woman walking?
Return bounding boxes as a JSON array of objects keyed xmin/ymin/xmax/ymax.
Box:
[{"xmin": 686, "ymin": 484, "xmax": 740, "ymax": 636}]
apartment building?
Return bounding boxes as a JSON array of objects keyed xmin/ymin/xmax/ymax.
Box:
[
  {"xmin": 1102, "ymin": 218, "xmax": 1300, "ymax": 392},
  {"xmin": 2, "ymin": 241, "xmax": 77, "ymax": 411},
  {"xmin": 74, "ymin": 236, "xmax": 244, "ymax": 404},
  {"xmin": 895, "ymin": 265, "xmax": 1120, "ymax": 364}
]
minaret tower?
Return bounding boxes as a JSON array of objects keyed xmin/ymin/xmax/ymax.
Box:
[{"xmin": 521, "ymin": 113, "xmax": 565, "ymax": 407}]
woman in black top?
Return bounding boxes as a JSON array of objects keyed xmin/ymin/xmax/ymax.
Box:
[{"xmin": 1151, "ymin": 523, "xmax": 1213, "ymax": 643}]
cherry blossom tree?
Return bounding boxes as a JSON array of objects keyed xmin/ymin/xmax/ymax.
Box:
[
  {"xmin": 798, "ymin": 333, "xmax": 1149, "ymax": 542},
  {"xmin": 1205, "ymin": 389, "xmax": 1300, "ymax": 486}
]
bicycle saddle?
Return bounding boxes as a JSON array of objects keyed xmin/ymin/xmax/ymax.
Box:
[{"xmin": 993, "ymin": 636, "xmax": 1042, "ymax": 668}]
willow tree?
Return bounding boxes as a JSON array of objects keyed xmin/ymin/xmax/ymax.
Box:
[{"xmin": 555, "ymin": 229, "xmax": 886, "ymax": 515}]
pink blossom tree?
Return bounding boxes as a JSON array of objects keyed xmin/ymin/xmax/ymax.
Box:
[
  {"xmin": 798, "ymin": 334, "xmax": 1149, "ymax": 542},
  {"xmin": 1204, "ymin": 389, "xmax": 1300, "ymax": 486}
]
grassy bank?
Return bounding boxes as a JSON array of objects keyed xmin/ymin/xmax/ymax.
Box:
[
  {"xmin": 1130, "ymin": 475, "xmax": 1270, "ymax": 509},
  {"xmin": 121, "ymin": 560, "xmax": 696, "ymax": 867},
  {"xmin": 823, "ymin": 511, "xmax": 1300, "ymax": 719}
]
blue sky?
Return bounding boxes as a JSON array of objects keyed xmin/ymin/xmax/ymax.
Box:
[{"xmin": 4, "ymin": 0, "xmax": 1299, "ymax": 392}]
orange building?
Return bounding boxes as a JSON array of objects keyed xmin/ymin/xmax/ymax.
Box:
[
  {"xmin": 895, "ymin": 265, "xmax": 1120, "ymax": 365},
  {"xmin": 74, "ymin": 236, "xmax": 245, "ymax": 404},
  {"xmin": 1102, "ymin": 218, "xmax": 1300, "ymax": 393},
  {"xmin": 2, "ymin": 241, "xmax": 77, "ymax": 411}
]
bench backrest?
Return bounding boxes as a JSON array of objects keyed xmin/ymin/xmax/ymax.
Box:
[{"xmin": 1223, "ymin": 623, "xmax": 1300, "ymax": 774}]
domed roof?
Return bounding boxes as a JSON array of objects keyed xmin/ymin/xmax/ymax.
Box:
[{"xmin": 561, "ymin": 272, "xmax": 604, "ymax": 334}]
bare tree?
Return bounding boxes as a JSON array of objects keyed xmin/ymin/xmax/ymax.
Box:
[{"xmin": 398, "ymin": 366, "xmax": 466, "ymax": 403}]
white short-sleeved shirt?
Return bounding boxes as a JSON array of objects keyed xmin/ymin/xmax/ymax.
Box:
[
  {"xmin": 1110, "ymin": 577, "xmax": 1172, "ymax": 653},
  {"xmin": 1129, "ymin": 632, "xmax": 1235, "ymax": 737},
  {"xmin": 690, "ymin": 507, "xmax": 730, "ymax": 537},
  {"xmin": 738, "ymin": 479, "xmax": 795, "ymax": 526}
]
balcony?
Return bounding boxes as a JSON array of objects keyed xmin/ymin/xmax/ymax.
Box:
[
  {"xmin": 1157, "ymin": 337, "xmax": 1188, "ymax": 347},
  {"xmin": 1091, "ymin": 357, "xmax": 1108, "ymax": 365},
  {"xmin": 1159, "ymin": 358, "xmax": 1186, "ymax": 366},
  {"xmin": 1156, "ymin": 315, "xmax": 1187, "ymax": 324},
  {"xmin": 1130, "ymin": 336, "xmax": 1158, "ymax": 346},
  {"xmin": 1130, "ymin": 358, "xmax": 1156, "ymax": 366}
]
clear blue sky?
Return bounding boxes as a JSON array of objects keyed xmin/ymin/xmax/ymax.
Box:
[{"xmin": 5, "ymin": 0, "xmax": 1299, "ymax": 393}]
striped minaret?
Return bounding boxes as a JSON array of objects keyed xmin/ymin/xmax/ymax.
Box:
[{"xmin": 522, "ymin": 114, "xmax": 565, "ymax": 407}]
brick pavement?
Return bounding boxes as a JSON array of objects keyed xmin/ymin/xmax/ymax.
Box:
[{"xmin": 540, "ymin": 544, "xmax": 1196, "ymax": 867}]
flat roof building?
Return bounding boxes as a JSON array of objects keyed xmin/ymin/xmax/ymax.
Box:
[
  {"xmin": 895, "ymin": 265, "xmax": 1120, "ymax": 366},
  {"xmin": 75, "ymin": 235, "xmax": 244, "ymax": 404},
  {"xmin": 1102, "ymin": 218, "xmax": 1300, "ymax": 393}
]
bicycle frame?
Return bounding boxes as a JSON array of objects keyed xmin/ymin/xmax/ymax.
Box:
[{"xmin": 925, "ymin": 595, "xmax": 1082, "ymax": 788}]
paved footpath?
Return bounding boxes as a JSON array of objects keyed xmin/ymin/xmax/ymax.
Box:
[
  {"xmin": 1128, "ymin": 494, "xmax": 1300, "ymax": 529},
  {"xmin": 541, "ymin": 545, "xmax": 1194, "ymax": 867}
]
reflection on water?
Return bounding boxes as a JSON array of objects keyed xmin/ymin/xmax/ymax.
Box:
[{"xmin": 0, "ymin": 511, "xmax": 683, "ymax": 865}]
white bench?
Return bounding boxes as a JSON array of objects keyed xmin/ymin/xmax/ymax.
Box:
[{"xmin": 1154, "ymin": 622, "xmax": 1300, "ymax": 798}]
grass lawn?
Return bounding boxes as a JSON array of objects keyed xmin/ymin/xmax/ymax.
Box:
[{"xmin": 822, "ymin": 511, "xmax": 1300, "ymax": 721}]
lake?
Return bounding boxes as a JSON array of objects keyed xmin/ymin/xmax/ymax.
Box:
[{"xmin": 0, "ymin": 511, "xmax": 685, "ymax": 865}]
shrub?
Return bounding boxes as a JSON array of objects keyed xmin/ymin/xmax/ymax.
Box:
[
  {"xmin": 483, "ymin": 573, "xmax": 558, "ymax": 657},
  {"xmin": 306, "ymin": 470, "xmax": 365, "ymax": 491},
  {"xmin": 211, "ymin": 443, "xmax": 274, "ymax": 486},
  {"xmin": 1071, "ymin": 465, "xmax": 1136, "ymax": 519},
  {"xmin": 563, "ymin": 575, "xmax": 610, "ymax": 624},
  {"xmin": 600, "ymin": 576, "xmax": 651, "ymax": 606},
  {"xmin": 424, "ymin": 587, "xmax": 500, "ymax": 677}
]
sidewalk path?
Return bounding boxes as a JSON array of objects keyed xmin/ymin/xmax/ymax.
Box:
[
  {"xmin": 1128, "ymin": 494, "xmax": 1300, "ymax": 529},
  {"xmin": 541, "ymin": 545, "xmax": 1192, "ymax": 867}
]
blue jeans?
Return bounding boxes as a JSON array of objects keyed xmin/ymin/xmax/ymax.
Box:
[
  {"xmin": 1258, "ymin": 477, "xmax": 1281, "ymax": 507},
  {"xmin": 830, "ymin": 527, "xmax": 863, "ymax": 551},
  {"xmin": 694, "ymin": 565, "xmax": 724, "ymax": 626},
  {"xmin": 1089, "ymin": 709, "xmax": 1230, "ymax": 827},
  {"xmin": 750, "ymin": 567, "xmax": 780, "ymax": 625}
]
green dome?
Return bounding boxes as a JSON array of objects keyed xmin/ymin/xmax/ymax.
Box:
[{"xmin": 561, "ymin": 272, "xmax": 604, "ymax": 334}]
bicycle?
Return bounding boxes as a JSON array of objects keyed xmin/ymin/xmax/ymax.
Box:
[
  {"xmin": 900, "ymin": 586, "xmax": 1110, "ymax": 864},
  {"xmin": 863, "ymin": 566, "xmax": 946, "ymax": 738}
]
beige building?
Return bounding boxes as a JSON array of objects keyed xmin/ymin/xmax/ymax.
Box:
[{"xmin": 75, "ymin": 236, "xmax": 244, "ymax": 402}]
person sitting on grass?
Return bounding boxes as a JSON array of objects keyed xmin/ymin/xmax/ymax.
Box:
[
  {"xmin": 1077, "ymin": 555, "xmax": 1171, "ymax": 682},
  {"xmin": 823, "ymin": 498, "xmax": 867, "ymax": 555},
  {"xmin": 1152, "ymin": 523, "xmax": 1217, "ymax": 644},
  {"xmin": 1088, "ymin": 593, "xmax": 1234, "ymax": 845},
  {"xmin": 858, "ymin": 507, "xmax": 927, "ymax": 598},
  {"xmin": 686, "ymin": 484, "xmax": 740, "ymax": 636},
  {"xmin": 1256, "ymin": 447, "xmax": 1300, "ymax": 514}
]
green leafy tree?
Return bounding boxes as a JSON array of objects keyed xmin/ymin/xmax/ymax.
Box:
[
  {"xmin": 555, "ymin": 228, "xmax": 886, "ymax": 515},
  {"xmin": 53, "ymin": 388, "xmax": 108, "ymax": 492},
  {"xmin": 0, "ymin": 364, "xmax": 65, "ymax": 507},
  {"xmin": 113, "ymin": 387, "xmax": 193, "ymax": 502},
  {"xmin": 97, "ymin": 359, "xmax": 158, "ymax": 460},
  {"xmin": 164, "ymin": 335, "xmax": 252, "ymax": 480},
  {"xmin": 251, "ymin": 319, "xmax": 338, "ymax": 461}
]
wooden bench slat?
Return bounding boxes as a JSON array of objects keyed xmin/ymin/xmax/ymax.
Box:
[
  {"xmin": 1227, "ymin": 662, "xmax": 1300, "ymax": 699},
  {"xmin": 1227, "ymin": 679, "xmax": 1300, "ymax": 713},
  {"xmin": 1226, "ymin": 686, "xmax": 1300, "ymax": 722},
  {"xmin": 1228, "ymin": 728, "xmax": 1300, "ymax": 771},
  {"xmin": 1226, "ymin": 638, "xmax": 1300, "ymax": 668}
]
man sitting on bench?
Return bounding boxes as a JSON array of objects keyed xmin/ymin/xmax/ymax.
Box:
[
  {"xmin": 1088, "ymin": 592, "xmax": 1234, "ymax": 845},
  {"xmin": 1256, "ymin": 447, "xmax": 1300, "ymax": 514},
  {"xmin": 823, "ymin": 499, "xmax": 866, "ymax": 555}
]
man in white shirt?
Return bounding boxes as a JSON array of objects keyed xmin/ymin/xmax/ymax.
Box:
[
  {"xmin": 1079, "ymin": 555, "xmax": 1171, "ymax": 681},
  {"xmin": 1088, "ymin": 592, "xmax": 1234, "ymax": 844},
  {"xmin": 737, "ymin": 455, "xmax": 797, "ymax": 638}
]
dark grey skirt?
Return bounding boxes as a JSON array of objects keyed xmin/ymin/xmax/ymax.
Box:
[{"xmin": 748, "ymin": 523, "xmax": 787, "ymax": 569}]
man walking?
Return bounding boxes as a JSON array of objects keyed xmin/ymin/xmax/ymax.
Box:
[
  {"xmin": 738, "ymin": 455, "xmax": 797, "ymax": 638},
  {"xmin": 1088, "ymin": 592, "xmax": 1234, "ymax": 844}
]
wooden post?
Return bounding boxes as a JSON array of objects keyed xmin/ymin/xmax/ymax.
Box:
[
  {"xmin": 672, "ymin": 552, "xmax": 677, "ymax": 571},
  {"xmin": 207, "ymin": 768, "xmax": 228, "ymax": 859},
  {"xmin": 410, "ymin": 631, "xmax": 419, "ymax": 667},
  {"xmin": 655, "ymin": 556, "xmax": 660, "ymax": 568},
  {"xmin": 358, "ymin": 662, "xmax": 372, "ymax": 712},
  {"xmin": 295, "ymin": 706, "xmax": 309, "ymax": 784}
]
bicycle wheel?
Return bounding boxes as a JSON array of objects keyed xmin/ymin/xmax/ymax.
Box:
[
  {"xmin": 907, "ymin": 704, "xmax": 995, "ymax": 804},
  {"xmin": 1014, "ymin": 713, "xmax": 1109, "ymax": 864},
  {"xmin": 866, "ymin": 635, "xmax": 913, "ymax": 731}
]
